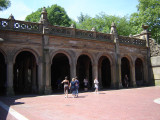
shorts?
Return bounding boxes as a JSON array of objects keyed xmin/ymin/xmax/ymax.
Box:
[{"xmin": 64, "ymin": 85, "xmax": 69, "ymax": 92}]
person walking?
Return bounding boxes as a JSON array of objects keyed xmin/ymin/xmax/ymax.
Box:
[
  {"xmin": 124, "ymin": 74, "xmax": 129, "ymax": 88},
  {"xmin": 83, "ymin": 78, "xmax": 88, "ymax": 91},
  {"xmin": 94, "ymin": 78, "xmax": 99, "ymax": 94},
  {"xmin": 75, "ymin": 76, "xmax": 79, "ymax": 97},
  {"xmin": 61, "ymin": 76, "xmax": 69, "ymax": 98},
  {"xmin": 70, "ymin": 78, "xmax": 76, "ymax": 98}
]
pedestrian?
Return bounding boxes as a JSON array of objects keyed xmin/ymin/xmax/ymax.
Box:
[
  {"xmin": 75, "ymin": 76, "xmax": 79, "ymax": 97},
  {"xmin": 83, "ymin": 78, "xmax": 88, "ymax": 91},
  {"xmin": 94, "ymin": 78, "xmax": 99, "ymax": 94},
  {"xmin": 124, "ymin": 74, "xmax": 129, "ymax": 88},
  {"xmin": 61, "ymin": 76, "xmax": 69, "ymax": 98},
  {"xmin": 70, "ymin": 78, "xmax": 76, "ymax": 98}
]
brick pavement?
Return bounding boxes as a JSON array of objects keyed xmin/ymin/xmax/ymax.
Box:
[{"xmin": 0, "ymin": 86, "xmax": 160, "ymax": 120}]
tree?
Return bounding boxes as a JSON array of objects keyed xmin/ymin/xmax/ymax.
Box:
[
  {"xmin": 130, "ymin": 0, "xmax": 160, "ymax": 43},
  {"xmin": 0, "ymin": 0, "xmax": 11, "ymax": 11},
  {"xmin": 76, "ymin": 12, "xmax": 132, "ymax": 36},
  {"xmin": 25, "ymin": 4, "xmax": 71, "ymax": 27}
]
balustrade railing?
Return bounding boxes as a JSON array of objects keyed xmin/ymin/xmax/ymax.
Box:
[
  {"xmin": 0, "ymin": 18, "xmax": 42, "ymax": 33},
  {"xmin": 0, "ymin": 18, "xmax": 146, "ymax": 47},
  {"xmin": 119, "ymin": 36, "xmax": 146, "ymax": 46}
]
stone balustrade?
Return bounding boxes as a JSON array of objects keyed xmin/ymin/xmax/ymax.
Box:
[{"xmin": 0, "ymin": 18, "xmax": 146, "ymax": 47}]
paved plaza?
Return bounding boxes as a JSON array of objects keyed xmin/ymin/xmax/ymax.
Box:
[{"xmin": 0, "ymin": 86, "xmax": 160, "ymax": 120}]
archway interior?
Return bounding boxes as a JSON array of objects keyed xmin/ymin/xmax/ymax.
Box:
[
  {"xmin": 51, "ymin": 53, "xmax": 70, "ymax": 92},
  {"xmin": 76, "ymin": 55, "xmax": 92, "ymax": 89},
  {"xmin": 135, "ymin": 58, "xmax": 144, "ymax": 86},
  {"xmin": 99, "ymin": 56, "xmax": 111, "ymax": 89},
  {"xmin": 121, "ymin": 57, "xmax": 130, "ymax": 87},
  {"xmin": 14, "ymin": 51, "xmax": 38, "ymax": 94},
  {"xmin": 0, "ymin": 52, "xmax": 6, "ymax": 95}
]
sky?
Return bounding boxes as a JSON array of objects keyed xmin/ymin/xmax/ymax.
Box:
[{"xmin": 0, "ymin": 0, "xmax": 139, "ymax": 21}]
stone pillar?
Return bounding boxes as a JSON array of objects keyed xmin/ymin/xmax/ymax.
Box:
[
  {"xmin": 143, "ymin": 60, "xmax": 149, "ymax": 85},
  {"xmin": 92, "ymin": 60, "xmax": 98, "ymax": 88},
  {"xmin": 6, "ymin": 59, "xmax": 15, "ymax": 96},
  {"xmin": 110, "ymin": 63, "xmax": 117, "ymax": 88},
  {"xmin": 70, "ymin": 60, "xmax": 76, "ymax": 80},
  {"xmin": 98, "ymin": 63, "xmax": 103, "ymax": 89},
  {"xmin": 32, "ymin": 64, "xmax": 37, "ymax": 93},
  {"xmin": 117, "ymin": 55, "xmax": 123, "ymax": 88},
  {"xmin": 44, "ymin": 50, "xmax": 52, "ymax": 94},
  {"xmin": 38, "ymin": 59, "xmax": 44, "ymax": 94},
  {"xmin": 130, "ymin": 62, "xmax": 137, "ymax": 87},
  {"xmin": 110, "ymin": 22, "xmax": 122, "ymax": 88}
]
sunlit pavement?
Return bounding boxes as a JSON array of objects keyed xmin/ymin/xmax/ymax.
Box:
[{"xmin": 0, "ymin": 86, "xmax": 160, "ymax": 120}]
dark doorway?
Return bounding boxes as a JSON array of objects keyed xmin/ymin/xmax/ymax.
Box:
[
  {"xmin": 14, "ymin": 51, "xmax": 38, "ymax": 94},
  {"xmin": 121, "ymin": 57, "xmax": 130, "ymax": 87},
  {"xmin": 135, "ymin": 58, "xmax": 144, "ymax": 86},
  {"xmin": 99, "ymin": 56, "xmax": 111, "ymax": 89},
  {"xmin": 51, "ymin": 53, "xmax": 70, "ymax": 92},
  {"xmin": 76, "ymin": 55, "xmax": 92, "ymax": 89},
  {"xmin": 0, "ymin": 52, "xmax": 6, "ymax": 95}
]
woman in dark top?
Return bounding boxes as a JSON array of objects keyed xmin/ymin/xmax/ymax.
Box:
[{"xmin": 61, "ymin": 76, "xmax": 69, "ymax": 98}]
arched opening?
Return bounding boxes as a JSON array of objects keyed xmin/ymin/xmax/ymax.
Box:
[
  {"xmin": 51, "ymin": 53, "xmax": 70, "ymax": 92},
  {"xmin": 135, "ymin": 58, "xmax": 144, "ymax": 86},
  {"xmin": 14, "ymin": 51, "xmax": 38, "ymax": 94},
  {"xmin": 76, "ymin": 55, "xmax": 92, "ymax": 89},
  {"xmin": 121, "ymin": 57, "xmax": 130, "ymax": 87},
  {"xmin": 0, "ymin": 52, "xmax": 6, "ymax": 95},
  {"xmin": 98, "ymin": 56, "xmax": 111, "ymax": 89}
]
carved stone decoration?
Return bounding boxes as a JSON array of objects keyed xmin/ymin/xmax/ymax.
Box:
[{"xmin": 150, "ymin": 38, "xmax": 160, "ymax": 56}]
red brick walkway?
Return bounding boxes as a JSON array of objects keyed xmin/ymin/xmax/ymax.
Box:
[{"xmin": 0, "ymin": 86, "xmax": 160, "ymax": 120}]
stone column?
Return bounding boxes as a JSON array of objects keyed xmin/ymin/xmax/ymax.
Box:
[
  {"xmin": 117, "ymin": 54, "xmax": 123, "ymax": 88},
  {"xmin": 130, "ymin": 62, "xmax": 137, "ymax": 87},
  {"xmin": 110, "ymin": 63, "xmax": 117, "ymax": 88},
  {"xmin": 44, "ymin": 50, "xmax": 52, "ymax": 94},
  {"xmin": 32, "ymin": 64, "xmax": 37, "ymax": 93},
  {"xmin": 38, "ymin": 58, "xmax": 44, "ymax": 94},
  {"xmin": 143, "ymin": 61, "xmax": 149, "ymax": 85},
  {"xmin": 70, "ymin": 61, "xmax": 76, "ymax": 80},
  {"xmin": 6, "ymin": 60, "xmax": 15, "ymax": 96},
  {"xmin": 92, "ymin": 60, "xmax": 98, "ymax": 88},
  {"xmin": 98, "ymin": 64, "xmax": 102, "ymax": 88}
]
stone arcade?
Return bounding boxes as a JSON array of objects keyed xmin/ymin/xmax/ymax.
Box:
[{"xmin": 0, "ymin": 7, "xmax": 154, "ymax": 96}]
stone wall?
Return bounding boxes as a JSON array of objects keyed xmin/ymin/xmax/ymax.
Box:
[{"xmin": 150, "ymin": 38, "xmax": 160, "ymax": 86}]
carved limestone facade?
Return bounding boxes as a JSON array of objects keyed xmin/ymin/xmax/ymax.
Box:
[{"xmin": 0, "ymin": 7, "xmax": 153, "ymax": 96}]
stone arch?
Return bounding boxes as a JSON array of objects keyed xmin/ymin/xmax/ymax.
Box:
[
  {"xmin": 76, "ymin": 53, "xmax": 93, "ymax": 89},
  {"xmin": 121, "ymin": 56, "xmax": 131, "ymax": 87},
  {"xmin": 0, "ymin": 49, "xmax": 7, "ymax": 95},
  {"xmin": 51, "ymin": 52, "xmax": 71, "ymax": 92},
  {"xmin": 13, "ymin": 48, "xmax": 39, "ymax": 65},
  {"xmin": 13, "ymin": 50, "xmax": 38, "ymax": 94},
  {"xmin": 98, "ymin": 55, "xmax": 111, "ymax": 89},
  {"xmin": 76, "ymin": 52, "xmax": 94, "ymax": 65},
  {"xmin": 97, "ymin": 53, "xmax": 113, "ymax": 66},
  {"xmin": 0, "ymin": 48, "xmax": 7, "ymax": 63},
  {"xmin": 135, "ymin": 57, "xmax": 144, "ymax": 86},
  {"xmin": 51, "ymin": 50, "xmax": 72, "ymax": 65}
]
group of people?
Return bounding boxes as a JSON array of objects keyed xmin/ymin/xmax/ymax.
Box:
[
  {"xmin": 61, "ymin": 76, "xmax": 99, "ymax": 98},
  {"xmin": 61, "ymin": 76, "xmax": 79, "ymax": 98}
]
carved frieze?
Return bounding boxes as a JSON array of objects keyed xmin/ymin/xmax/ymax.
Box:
[{"xmin": 150, "ymin": 38, "xmax": 160, "ymax": 56}]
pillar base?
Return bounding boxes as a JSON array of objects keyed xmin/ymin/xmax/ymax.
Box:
[
  {"xmin": 44, "ymin": 86, "xmax": 52, "ymax": 95},
  {"xmin": 6, "ymin": 87, "xmax": 15, "ymax": 96}
]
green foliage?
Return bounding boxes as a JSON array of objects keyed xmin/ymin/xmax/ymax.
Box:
[
  {"xmin": 47, "ymin": 4, "xmax": 71, "ymax": 27},
  {"xmin": 130, "ymin": 0, "xmax": 160, "ymax": 43},
  {"xmin": 25, "ymin": 4, "xmax": 71, "ymax": 27},
  {"xmin": 0, "ymin": 0, "xmax": 11, "ymax": 11},
  {"xmin": 25, "ymin": 8, "xmax": 42, "ymax": 23},
  {"xmin": 76, "ymin": 12, "xmax": 132, "ymax": 36}
]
